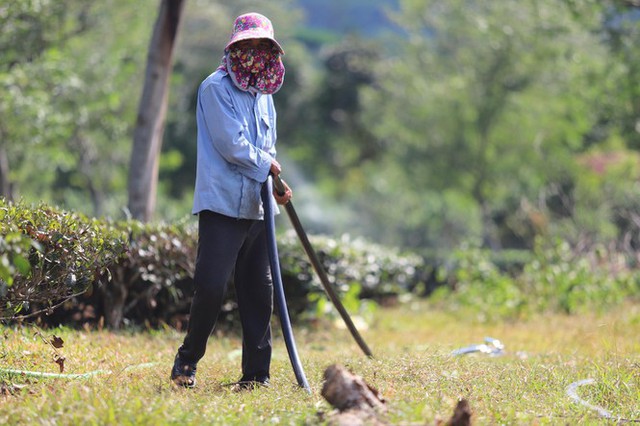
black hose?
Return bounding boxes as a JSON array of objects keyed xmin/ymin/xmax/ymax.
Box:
[{"xmin": 262, "ymin": 177, "xmax": 311, "ymax": 393}]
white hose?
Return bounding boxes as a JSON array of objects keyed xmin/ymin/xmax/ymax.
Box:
[
  {"xmin": 566, "ymin": 378, "xmax": 613, "ymax": 419},
  {"xmin": 0, "ymin": 362, "xmax": 159, "ymax": 380}
]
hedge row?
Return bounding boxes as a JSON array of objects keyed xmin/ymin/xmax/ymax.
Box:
[
  {"xmin": 0, "ymin": 201, "xmax": 126, "ymax": 319},
  {"xmin": 0, "ymin": 199, "xmax": 427, "ymax": 329},
  {"xmin": 431, "ymin": 238, "xmax": 640, "ymax": 321},
  {"xmin": 4, "ymin": 199, "xmax": 636, "ymax": 328}
]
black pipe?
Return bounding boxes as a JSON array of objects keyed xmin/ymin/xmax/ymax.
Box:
[
  {"xmin": 272, "ymin": 174, "xmax": 374, "ymax": 358},
  {"xmin": 261, "ymin": 177, "xmax": 311, "ymax": 392}
]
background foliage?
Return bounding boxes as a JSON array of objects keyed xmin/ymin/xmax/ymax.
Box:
[
  {"xmin": 1, "ymin": 1, "xmax": 156, "ymax": 216},
  {"xmin": 431, "ymin": 237, "xmax": 639, "ymax": 321},
  {"xmin": 0, "ymin": 199, "xmax": 426, "ymax": 328},
  {"xmin": 1, "ymin": 199, "xmax": 637, "ymax": 328},
  {"xmin": 2, "ymin": 0, "xmax": 640, "ymax": 253}
]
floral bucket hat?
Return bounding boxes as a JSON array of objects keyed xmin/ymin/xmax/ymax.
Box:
[{"xmin": 225, "ymin": 13, "xmax": 284, "ymax": 55}]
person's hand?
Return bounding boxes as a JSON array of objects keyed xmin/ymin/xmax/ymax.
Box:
[
  {"xmin": 273, "ymin": 178, "xmax": 292, "ymax": 205},
  {"xmin": 269, "ymin": 160, "xmax": 282, "ymax": 176}
]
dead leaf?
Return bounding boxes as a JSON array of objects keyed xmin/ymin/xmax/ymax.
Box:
[
  {"xmin": 54, "ymin": 355, "xmax": 65, "ymax": 373},
  {"xmin": 0, "ymin": 383, "xmax": 12, "ymax": 396},
  {"xmin": 50, "ymin": 335, "xmax": 64, "ymax": 349}
]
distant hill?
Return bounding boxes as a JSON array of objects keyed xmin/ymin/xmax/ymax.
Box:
[{"xmin": 296, "ymin": 0, "xmax": 399, "ymax": 37}]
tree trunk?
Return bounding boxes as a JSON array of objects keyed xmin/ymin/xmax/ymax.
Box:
[
  {"xmin": 127, "ymin": 0, "xmax": 186, "ymax": 221},
  {"xmin": 100, "ymin": 263, "xmax": 139, "ymax": 329},
  {"xmin": 0, "ymin": 144, "xmax": 12, "ymax": 201}
]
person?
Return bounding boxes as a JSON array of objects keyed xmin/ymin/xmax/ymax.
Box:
[{"xmin": 171, "ymin": 12, "xmax": 292, "ymax": 390}]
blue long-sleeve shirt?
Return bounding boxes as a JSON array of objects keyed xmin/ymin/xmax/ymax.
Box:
[{"xmin": 192, "ymin": 69, "xmax": 278, "ymax": 219}]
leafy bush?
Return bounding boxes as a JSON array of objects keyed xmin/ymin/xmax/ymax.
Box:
[
  {"xmin": 432, "ymin": 237, "xmax": 638, "ymax": 321},
  {"xmin": 1, "ymin": 200, "xmax": 427, "ymax": 329},
  {"xmin": 431, "ymin": 244, "xmax": 525, "ymax": 321},
  {"xmin": 93, "ymin": 226, "xmax": 426, "ymax": 329},
  {"xmin": 520, "ymin": 238, "xmax": 637, "ymax": 314},
  {"xmin": 0, "ymin": 226, "xmax": 38, "ymax": 292},
  {"xmin": 278, "ymin": 231, "xmax": 426, "ymax": 321},
  {"xmin": 0, "ymin": 198, "xmax": 127, "ymax": 318},
  {"xmin": 5, "ymin": 199, "xmax": 637, "ymax": 329},
  {"xmin": 97, "ymin": 218, "xmax": 198, "ymax": 329}
]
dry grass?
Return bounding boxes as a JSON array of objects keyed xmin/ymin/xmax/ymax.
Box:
[{"xmin": 1, "ymin": 300, "xmax": 639, "ymax": 425}]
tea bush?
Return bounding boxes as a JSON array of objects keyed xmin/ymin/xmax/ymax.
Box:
[
  {"xmin": 278, "ymin": 231, "xmax": 426, "ymax": 320},
  {"xmin": 520, "ymin": 237, "xmax": 637, "ymax": 314},
  {"xmin": 432, "ymin": 244, "xmax": 526, "ymax": 321},
  {"xmin": 432, "ymin": 237, "xmax": 639, "ymax": 321},
  {"xmin": 0, "ymin": 199, "xmax": 126, "ymax": 318},
  {"xmin": 97, "ymin": 218, "xmax": 198, "ymax": 328},
  {"xmin": 0, "ymin": 200, "xmax": 427, "ymax": 328},
  {"xmin": 9, "ymin": 199, "xmax": 634, "ymax": 328}
]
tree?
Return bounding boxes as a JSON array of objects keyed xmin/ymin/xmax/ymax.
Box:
[
  {"xmin": 0, "ymin": 2, "xmax": 156, "ymax": 217},
  {"xmin": 285, "ymin": 38, "xmax": 381, "ymax": 180},
  {"xmin": 0, "ymin": 1, "xmax": 76, "ymax": 201},
  {"xmin": 601, "ymin": 2, "xmax": 640, "ymax": 150},
  {"xmin": 127, "ymin": 0, "xmax": 186, "ymax": 221},
  {"xmin": 352, "ymin": 0, "xmax": 618, "ymax": 248}
]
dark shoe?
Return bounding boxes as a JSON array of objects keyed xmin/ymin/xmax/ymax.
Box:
[
  {"xmin": 171, "ymin": 354, "xmax": 197, "ymax": 388},
  {"xmin": 231, "ymin": 376, "xmax": 270, "ymax": 392}
]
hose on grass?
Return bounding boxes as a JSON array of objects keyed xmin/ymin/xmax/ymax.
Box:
[
  {"xmin": 0, "ymin": 362, "xmax": 159, "ymax": 380},
  {"xmin": 565, "ymin": 378, "xmax": 640, "ymax": 423}
]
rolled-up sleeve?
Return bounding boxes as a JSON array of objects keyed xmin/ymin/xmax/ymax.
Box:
[{"xmin": 199, "ymin": 83, "xmax": 273, "ymax": 183}]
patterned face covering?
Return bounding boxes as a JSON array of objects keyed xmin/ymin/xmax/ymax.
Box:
[{"xmin": 219, "ymin": 46, "xmax": 285, "ymax": 95}]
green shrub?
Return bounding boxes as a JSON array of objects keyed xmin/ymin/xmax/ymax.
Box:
[
  {"xmin": 0, "ymin": 226, "xmax": 38, "ymax": 292},
  {"xmin": 97, "ymin": 218, "xmax": 198, "ymax": 329},
  {"xmin": 432, "ymin": 237, "xmax": 638, "ymax": 321},
  {"xmin": 0, "ymin": 200, "xmax": 201, "ymax": 328},
  {"xmin": 278, "ymin": 231, "xmax": 426, "ymax": 321},
  {"xmin": 5, "ymin": 199, "xmax": 636, "ymax": 328},
  {"xmin": 521, "ymin": 237, "xmax": 637, "ymax": 314},
  {"xmin": 282, "ymin": 232, "xmax": 423, "ymax": 293},
  {"xmin": 431, "ymin": 244, "xmax": 526, "ymax": 321},
  {"xmin": 1, "ymin": 200, "xmax": 427, "ymax": 329},
  {"xmin": 0, "ymin": 198, "xmax": 126, "ymax": 318},
  {"xmin": 96, "ymin": 226, "xmax": 425, "ymax": 329}
]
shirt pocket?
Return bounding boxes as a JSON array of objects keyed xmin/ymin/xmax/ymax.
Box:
[{"xmin": 259, "ymin": 114, "xmax": 274, "ymax": 150}]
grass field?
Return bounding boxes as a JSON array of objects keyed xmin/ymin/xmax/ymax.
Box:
[{"xmin": 1, "ymin": 300, "xmax": 639, "ymax": 425}]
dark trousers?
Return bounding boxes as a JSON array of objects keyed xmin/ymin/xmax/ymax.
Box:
[{"xmin": 177, "ymin": 210, "xmax": 273, "ymax": 381}]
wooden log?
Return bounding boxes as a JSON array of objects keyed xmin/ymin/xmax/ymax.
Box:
[
  {"xmin": 321, "ymin": 364, "xmax": 472, "ymax": 426},
  {"xmin": 321, "ymin": 364, "xmax": 386, "ymax": 425},
  {"xmin": 321, "ymin": 364, "xmax": 386, "ymax": 412},
  {"xmin": 444, "ymin": 399, "xmax": 472, "ymax": 426}
]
